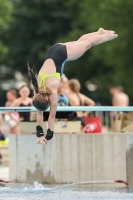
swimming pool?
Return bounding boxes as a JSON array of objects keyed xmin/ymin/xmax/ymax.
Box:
[{"xmin": 0, "ymin": 182, "xmax": 133, "ymax": 200}]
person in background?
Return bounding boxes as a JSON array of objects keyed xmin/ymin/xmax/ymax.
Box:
[
  {"xmin": 0, "ymin": 114, "xmax": 4, "ymax": 127},
  {"xmin": 60, "ymin": 74, "xmax": 69, "ymax": 91},
  {"xmin": 5, "ymin": 89, "xmax": 20, "ymax": 134},
  {"xmin": 0, "ymin": 152, "xmax": 2, "ymax": 165},
  {"xmin": 57, "ymin": 76, "xmax": 69, "ymax": 106},
  {"xmin": 5, "ymin": 89, "xmax": 18, "ymax": 107},
  {"xmin": 11, "ymin": 85, "xmax": 32, "ymax": 122},
  {"xmin": 109, "ymin": 86, "xmax": 129, "ymax": 131},
  {"xmin": 66, "ymin": 79, "xmax": 95, "ymax": 130},
  {"xmin": 0, "ymin": 114, "xmax": 5, "ymax": 140}
]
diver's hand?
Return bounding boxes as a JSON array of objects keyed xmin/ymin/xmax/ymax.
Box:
[
  {"xmin": 37, "ymin": 136, "xmax": 47, "ymax": 145},
  {"xmin": 36, "ymin": 125, "xmax": 47, "ymax": 144}
]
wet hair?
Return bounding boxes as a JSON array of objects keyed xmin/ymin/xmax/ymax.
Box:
[
  {"xmin": 68, "ymin": 79, "xmax": 83, "ymax": 105},
  {"xmin": 7, "ymin": 89, "xmax": 17, "ymax": 97},
  {"xmin": 27, "ymin": 62, "xmax": 49, "ymax": 111},
  {"xmin": 32, "ymin": 93, "xmax": 49, "ymax": 111}
]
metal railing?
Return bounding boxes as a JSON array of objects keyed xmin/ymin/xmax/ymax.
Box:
[
  {"xmin": 0, "ymin": 106, "xmax": 132, "ymax": 132},
  {"xmin": 0, "ymin": 106, "xmax": 133, "ymax": 112}
]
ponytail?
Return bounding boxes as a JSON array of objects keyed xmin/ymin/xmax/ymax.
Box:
[{"xmin": 27, "ymin": 62, "xmax": 39, "ymax": 93}]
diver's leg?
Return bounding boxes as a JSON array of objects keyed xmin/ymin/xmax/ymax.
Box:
[
  {"xmin": 66, "ymin": 31, "xmax": 118, "ymax": 61},
  {"xmin": 63, "ymin": 28, "xmax": 109, "ymax": 45}
]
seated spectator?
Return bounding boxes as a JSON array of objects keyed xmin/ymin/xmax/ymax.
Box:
[
  {"xmin": 66, "ymin": 79, "xmax": 95, "ymax": 129},
  {"xmin": 57, "ymin": 79, "xmax": 69, "ymax": 106},
  {"xmin": 109, "ymin": 86, "xmax": 129, "ymax": 131},
  {"xmin": 5, "ymin": 89, "xmax": 20, "ymax": 134},
  {"xmin": 5, "ymin": 89, "xmax": 18, "ymax": 107},
  {"xmin": 0, "ymin": 114, "xmax": 5, "ymax": 140},
  {"xmin": 0, "ymin": 152, "xmax": 2, "ymax": 165},
  {"xmin": 11, "ymin": 85, "xmax": 32, "ymax": 122}
]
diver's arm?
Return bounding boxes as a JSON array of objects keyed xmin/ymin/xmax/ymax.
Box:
[
  {"xmin": 48, "ymin": 92, "xmax": 58, "ymax": 131},
  {"xmin": 36, "ymin": 92, "xmax": 57, "ymax": 144},
  {"xmin": 36, "ymin": 109, "xmax": 43, "ymax": 127},
  {"xmin": 82, "ymin": 94, "xmax": 95, "ymax": 116},
  {"xmin": 36, "ymin": 109, "xmax": 47, "ymax": 144}
]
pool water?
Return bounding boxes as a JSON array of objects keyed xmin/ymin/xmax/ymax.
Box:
[{"xmin": 0, "ymin": 182, "xmax": 133, "ymax": 200}]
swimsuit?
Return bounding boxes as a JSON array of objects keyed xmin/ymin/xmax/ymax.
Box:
[
  {"xmin": 39, "ymin": 44, "xmax": 68, "ymax": 93},
  {"xmin": 58, "ymin": 94, "xmax": 69, "ymax": 106},
  {"xmin": 39, "ymin": 72, "xmax": 60, "ymax": 93},
  {"xmin": 19, "ymin": 99, "xmax": 31, "ymax": 121}
]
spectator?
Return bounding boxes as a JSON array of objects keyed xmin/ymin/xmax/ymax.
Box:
[
  {"xmin": 61, "ymin": 74, "xmax": 69, "ymax": 90},
  {"xmin": 109, "ymin": 86, "xmax": 129, "ymax": 106},
  {"xmin": 0, "ymin": 113, "xmax": 4, "ymax": 127},
  {"xmin": 0, "ymin": 152, "xmax": 2, "ymax": 165},
  {"xmin": 0, "ymin": 114, "xmax": 5, "ymax": 140},
  {"xmin": 57, "ymin": 78, "xmax": 69, "ymax": 106},
  {"xmin": 11, "ymin": 85, "xmax": 32, "ymax": 121},
  {"xmin": 5, "ymin": 89, "xmax": 18, "ymax": 107},
  {"xmin": 109, "ymin": 86, "xmax": 129, "ymax": 131},
  {"xmin": 5, "ymin": 89, "xmax": 20, "ymax": 134},
  {"xmin": 66, "ymin": 79, "xmax": 95, "ymax": 130}
]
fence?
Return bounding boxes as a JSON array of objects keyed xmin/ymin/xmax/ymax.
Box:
[
  {"xmin": 0, "ymin": 106, "xmax": 132, "ymax": 132},
  {"xmin": 0, "ymin": 106, "xmax": 133, "ymax": 112}
]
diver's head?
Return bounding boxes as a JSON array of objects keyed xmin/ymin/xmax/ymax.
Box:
[
  {"xmin": 33, "ymin": 93, "xmax": 49, "ymax": 111},
  {"xmin": 27, "ymin": 64, "xmax": 50, "ymax": 111}
]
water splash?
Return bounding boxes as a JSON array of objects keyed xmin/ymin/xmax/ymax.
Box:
[
  {"xmin": 24, "ymin": 181, "xmax": 51, "ymax": 191},
  {"xmin": 23, "ymin": 180, "xmax": 127, "ymax": 191},
  {"xmin": 54, "ymin": 180, "xmax": 116, "ymax": 189},
  {"xmin": 0, "ymin": 182, "xmax": 133, "ymax": 200}
]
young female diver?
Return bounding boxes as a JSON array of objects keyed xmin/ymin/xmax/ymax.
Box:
[{"xmin": 28, "ymin": 28, "xmax": 118, "ymax": 145}]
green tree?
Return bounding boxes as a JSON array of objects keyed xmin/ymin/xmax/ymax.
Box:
[
  {"xmin": 7, "ymin": 0, "xmax": 79, "ymax": 73},
  {"xmin": 0, "ymin": 0, "xmax": 14, "ymax": 92},
  {"xmin": 60, "ymin": 0, "xmax": 133, "ymax": 104},
  {"xmin": 0, "ymin": 0, "xmax": 13, "ymax": 60},
  {"xmin": 5, "ymin": 0, "xmax": 133, "ymax": 104}
]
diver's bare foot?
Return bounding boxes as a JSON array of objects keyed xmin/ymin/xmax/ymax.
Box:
[
  {"xmin": 98, "ymin": 28, "xmax": 116, "ymax": 35},
  {"xmin": 98, "ymin": 28, "xmax": 106, "ymax": 35},
  {"xmin": 106, "ymin": 31, "xmax": 118, "ymax": 41},
  {"xmin": 106, "ymin": 30, "xmax": 116, "ymax": 34}
]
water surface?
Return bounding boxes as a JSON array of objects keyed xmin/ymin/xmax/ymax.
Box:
[{"xmin": 0, "ymin": 182, "xmax": 133, "ymax": 200}]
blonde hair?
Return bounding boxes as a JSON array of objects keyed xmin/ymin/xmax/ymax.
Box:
[
  {"xmin": 32, "ymin": 93, "xmax": 49, "ymax": 111},
  {"xmin": 68, "ymin": 79, "xmax": 83, "ymax": 105},
  {"xmin": 27, "ymin": 63, "xmax": 49, "ymax": 111},
  {"xmin": 69, "ymin": 79, "xmax": 81, "ymax": 93}
]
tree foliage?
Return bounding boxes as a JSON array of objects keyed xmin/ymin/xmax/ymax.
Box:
[
  {"xmin": 0, "ymin": 0, "xmax": 13, "ymax": 60},
  {"xmin": 59, "ymin": 0, "xmax": 133, "ymax": 104},
  {"xmin": 7, "ymin": 0, "xmax": 79, "ymax": 73},
  {"xmin": 1, "ymin": 0, "xmax": 133, "ymax": 104}
]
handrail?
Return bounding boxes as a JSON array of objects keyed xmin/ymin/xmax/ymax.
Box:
[{"xmin": 0, "ymin": 106, "xmax": 133, "ymax": 112}]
